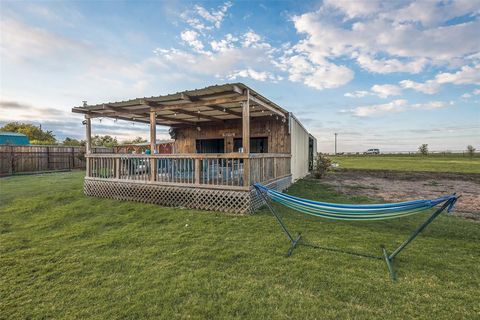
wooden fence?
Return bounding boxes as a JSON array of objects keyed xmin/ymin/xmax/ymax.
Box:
[{"xmin": 0, "ymin": 145, "xmax": 113, "ymax": 177}]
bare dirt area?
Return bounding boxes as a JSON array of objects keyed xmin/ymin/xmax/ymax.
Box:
[{"xmin": 321, "ymin": 169, "xmax": 480, "ymax": 221}]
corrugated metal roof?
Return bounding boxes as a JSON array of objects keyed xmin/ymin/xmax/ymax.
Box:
[{"xmin": 71, "ymin": 83, "xmax": 289, "ymax": 127}]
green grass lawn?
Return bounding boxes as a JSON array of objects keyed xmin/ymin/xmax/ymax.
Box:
[
  {"xmin": 331, "ymin": 154, "xmax": 480, "ymax": 173},
  {"xmin": 1, "ymin": 172, "xmax": 479, "ymax": 319}
]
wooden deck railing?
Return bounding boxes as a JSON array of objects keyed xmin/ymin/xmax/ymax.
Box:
[{"xmin": 85, "ymin": 153, "xmax": 291, "ymax": 190}]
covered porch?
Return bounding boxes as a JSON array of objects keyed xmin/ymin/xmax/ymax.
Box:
[{"xmin": 72, "ymin": 84, "xmax": 293, "ymax": 213}]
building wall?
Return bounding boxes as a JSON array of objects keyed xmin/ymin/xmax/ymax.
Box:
[
  {"xmin": 290, "ymin": 115, "xmax": 311, "ymax": 181},
  {"xmin": 173, "ymin": 117, "xmax": 291, "ymax": 154}
]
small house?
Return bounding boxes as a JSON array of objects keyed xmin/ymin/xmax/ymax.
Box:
[{"xmin": 72, "ymin": 83, "xmax": 317, "ymax": 213}]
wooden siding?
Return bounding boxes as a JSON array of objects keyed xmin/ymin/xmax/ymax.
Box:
[{"xmin": 173, "ymin": 117, "xmax": 291, "ymax": 154}]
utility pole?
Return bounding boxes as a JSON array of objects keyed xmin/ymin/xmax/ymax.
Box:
[{"xmin": 334, "ymin": 133, "xmax": 338, "ymax": 155}]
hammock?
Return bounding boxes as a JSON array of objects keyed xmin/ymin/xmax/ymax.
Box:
[
  {"xmin": 254, "ymin": 184, "xmax": 458, "ymax": 221},
  {"xmin": 253, "ymin": 183, "xmax": 460, "ymax": 281}
]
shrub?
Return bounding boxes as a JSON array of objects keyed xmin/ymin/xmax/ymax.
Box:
[
  {"xmin": 418, "ymin": 144, "xmax": 429, "ymax": 155},
  {"xmin": 467, "ymin": 145, "xmax": 476, "ymax": 157},
  {"xmin": 76, "ymin": 150, "xmax": 86, "ymax": 162},
  {"xmin": 313, "ymin": 153, "xmax": 332, "ymax": 179}
]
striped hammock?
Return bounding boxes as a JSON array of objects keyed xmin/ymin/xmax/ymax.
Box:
[{"xmin": 254, "ymin": 183, "xmax": 458, "ymax": 221}]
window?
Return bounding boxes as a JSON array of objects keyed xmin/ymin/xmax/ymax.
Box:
[
  {"xmin": 196, "ymin": 139, "xmax": 225, "ymax": 153},
  {"xmin": 233, "ymin": 137, "xmax": 268, "ymax": 153}
]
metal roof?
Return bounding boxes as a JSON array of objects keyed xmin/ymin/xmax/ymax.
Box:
[
  {"xmin": 72, "ymin": 83, "xmax": 289, "ymax": 127},
  {"xmin": 0, "ymin": 132, "xmax": 29, "ymax": 137},
  {"xmin": 0, "ymin": 132, "xmax": 30, "ymax": 145}
]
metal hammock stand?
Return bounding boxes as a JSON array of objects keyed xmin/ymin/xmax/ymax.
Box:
[{"xmin": 254, "ymin": 184, "xmax": 460, "ymax": 281}]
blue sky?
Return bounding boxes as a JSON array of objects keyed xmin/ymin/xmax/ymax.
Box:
[{"xmin": 0, "ymin": 0, "xmax": 479, "ymax": 152}]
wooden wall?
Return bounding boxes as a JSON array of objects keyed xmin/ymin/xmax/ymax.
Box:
[{"xmin": 173, "ymin": 117, "xmax": 291, "ymax": 154}]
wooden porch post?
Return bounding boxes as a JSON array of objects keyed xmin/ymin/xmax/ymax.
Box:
[
  {"xmin": 85, "ymin": 116, "xmax": 92, "ymax": 154},
  {"xmin": 150, "ymin": 110, "xmax": 157, "ymax": 181},
  {"xmin": 85, "ymin": 116, "xmax": 92, "ymax": 176},
  {"xmin": 242, "ymin": 89, "xmax": 250, "ymax": 186}
]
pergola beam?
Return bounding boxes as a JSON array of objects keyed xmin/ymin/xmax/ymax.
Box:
[
  {"xmin": 249, "ymin": 95, "xmax": 285, "ymax": 118},
  {"xmin": 142, "ymin": 95, "xmax": 246, "ymax": 112},
  {"xmin": 167, "ymin": 109, "xmax": 222, "ymax": 122},
  {"xmin": 154, "ymin": 114, "xmax": 197, "ymax": 125},
  {"xmin": 86, "ymin": 111, "xmax": 195, "ymax": 126},
  {"xmin": 207, "ymin": 105, "xmax": 242, "ymax": 117}
]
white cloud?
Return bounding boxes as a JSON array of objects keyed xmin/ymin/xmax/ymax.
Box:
[
  {"xmin": 0, "ymin": 18, "xmax": 86, "ymax": 62},
  {"xmin": 355, "ymin": 54, "xmax": 426, "ymax": 74},
  {"xmin": 277, "ymin": 52, "xmax": 354, "ymax": 89},
  {"xmin": 210, "ymin": 34, "xmax": 238, "ymax": 52},
  {"xmin": 181, "ymin": 2, "xmax": 232, "ymax": 31},
  {"xmin": 345, "ymin": 84, "xmax": 402, "ymax": 98},
  {"xmin": 323, "ymin": 0, "xmax": 383, "ymax": 18},
  {"xmin": 435, "ymin": 64, "xmax": 480, "ymax": 85},
  {"xmin": 399, "ymin": 79, "xmax": 440, "ymax": 94},
  {"xmin": 344, "ymin": 99, "xmax": 408, "ymax": 117},
  {"xmin": 462, "ymin": 88, "xmax": 480, "ymax": 99},
  {"xmin": 371, "ymin": 84, "xmax": 402, "ymax": 98},
  {"xmin": 156, "ymin": 1, "xmax": 480, "ymax": 91},
  {"xmin": 227, "ymin": 68, "xmax": 277, "ymax": 82},
  {"xmin": 382, "ymin": 0, "xmax": 480, "ymax": 28},
  {"xmin": 400, "ymin": 64, "xmax": 480, "ymax": 94},
  {"xmin": 291, "ymin": 2, "xmax": 480, "ymax": 76},
  {"xmin": 343, "ymin": 99, "xmax": 455, "ymax": 117},
  {"xmin": 344, "ymin": 90, "xmax": 370, "ymax": 98},
  {"xmin": 0, "ymin": 16, "xmax": 152, "ymax": 97},
  {"xmin": 303, "ymin": 64, "xmax": 354, "ymax": 90},
  {"xmin": 242, "ymin": 31, "xmax": 271, "ymax": 49},
  {"xmin": 152, "ymin": 45, "xmax": 277, "ymax": 81},
  {"xmin": 410, "ymin": 101, "xmax": 451, "ymax": 110},
  {"xmin": 180, "ymin": 30, "xmax": 204, "ymax": 51}
]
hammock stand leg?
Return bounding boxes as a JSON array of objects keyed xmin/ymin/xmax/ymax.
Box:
[
  {"xmin": 256, "ymin": 187, "xmax": 302, "ymax": 257},
  {"xmin": 381, "ymin": 198, "xmax": 456, "ymax": 281}
]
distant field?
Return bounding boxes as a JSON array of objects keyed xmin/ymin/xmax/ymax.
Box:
[{"xmin": 330, "ymin": 155, "xmax": 480, "ymax": 173}]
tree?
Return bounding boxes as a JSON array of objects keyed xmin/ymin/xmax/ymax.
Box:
[
  {"xmin": 91, "ymin": 135, "xmax": 118, "ymax": 147},
  {"xmin": 467, "ymin": 145, "xmax": 476, "ymax": 157},
  {"xmin": 0, "ymin": 122, "xmax": 56, "ymax": 144},
  {"xmin": 122, "ymin": 137, "xmax": 147, "ymax": 145},
  {"xmin": 418, "ymin": 144, "xmax": 429, "ymax": 155},
  {"xmin": 62, "ymin": 137, "xmax": 85, "ymax": 146}
]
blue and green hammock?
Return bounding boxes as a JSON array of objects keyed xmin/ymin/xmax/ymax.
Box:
[{"xmin": 254, "ymin": 183, "xmax": 460, "ymax": 280}]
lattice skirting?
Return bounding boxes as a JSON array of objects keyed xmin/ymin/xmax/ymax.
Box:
[
  {"xmin": 83, "ymin": 175, "xmax": 291, "ymax": 214},
  {"xmin": 250, "ymin": 175, "xmax": 292, "ymax": 213}
]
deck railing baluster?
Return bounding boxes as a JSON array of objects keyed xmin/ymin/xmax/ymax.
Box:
[{"xmin": 85, "ymin": 153, "xmax": 291, "ymax": 188}]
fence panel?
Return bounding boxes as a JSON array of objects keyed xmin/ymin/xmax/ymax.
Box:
[{"xmin": 0, "ymin": 145, "xmax": 113, "ymax": 176}]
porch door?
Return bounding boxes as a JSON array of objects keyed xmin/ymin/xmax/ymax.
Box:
[{"xmin": 196, "ymin": 139, "xmax": 225, "ymax": 153}]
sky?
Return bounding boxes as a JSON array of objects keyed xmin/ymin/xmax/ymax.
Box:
[{"xmin": 0, "ymin": 0, "xmax": 479, "ymax": 153}]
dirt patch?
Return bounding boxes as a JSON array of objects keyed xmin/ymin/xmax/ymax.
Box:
[{"xmin": 320, "ymin": 169, "xmax": 480, "ymax": 220}]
